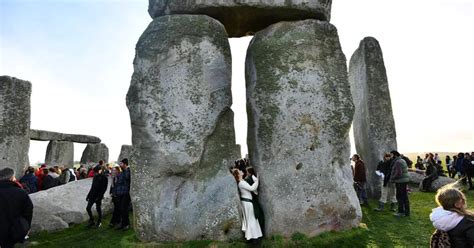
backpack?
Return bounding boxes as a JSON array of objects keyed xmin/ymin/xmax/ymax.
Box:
[{"xmin": 430, "ymin": 229, "xmax": 451, "ymax": 248}]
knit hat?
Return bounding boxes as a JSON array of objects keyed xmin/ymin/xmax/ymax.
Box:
[{"xmin": 0, "ymin": 167, "xmax": 15, "ymax": 181}]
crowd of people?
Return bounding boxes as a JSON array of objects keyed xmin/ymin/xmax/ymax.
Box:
[
  {"xmin": 351, "ymin": 150, "xmax": 474, "ymax": 247},
  {"xmin": 0, "ymin": 158, "xmax": 132, "ymax": 248}
]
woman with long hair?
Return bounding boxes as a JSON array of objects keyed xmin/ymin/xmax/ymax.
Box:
[
  {"xmin": 232, "ymin": 169, "xmax": 262, "ymax": 241},
  {"xmin": 430, "ymin": 184, "xmax": 474, "ymax": 247}
]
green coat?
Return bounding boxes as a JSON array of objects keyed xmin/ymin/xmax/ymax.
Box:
[{"xmin": 390, "ymin": 157, "xmax": 409, "ymax": 183}]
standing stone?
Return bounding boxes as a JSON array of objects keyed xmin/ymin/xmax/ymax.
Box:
[
  {"xmin": 246, "ymin": 20, "xmax": 360, "ymax": 237},
  {"xmin": 80, "ymin": 143, "xmax": 109, "ymax": 165},
  {"xmin": 117, "ymin": 145, "xmax": 133, "ymax": 163},
  {"xmin": 348, "ymin": 37, "xmax": 397, "ymax": 198},
  {"xmin": 0, "ymin": 76, "xmax": 31, "ymax": 177},
  {"xmin": 45, "ymin": 141, "xmax": 74, "ymax": 167},
  {"xmin": 148, "ymin": 0, "xmax": 332, "ymax": 37},
  {"xmin": 126, "ymin": 15, "xmax": 241, "ymax": 241}
]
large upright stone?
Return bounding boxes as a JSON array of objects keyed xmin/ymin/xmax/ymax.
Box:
[
  {"xmin": 348, "ymin": 37, "xmax": 397, "ymax": 198},
  {"xmin": 80, "ymin": 143, "xmax": 109, "ymax": 164},
  {"xmin": 45, "ymin": 141, "xmax": 74, "ymax": 167},
  {"xmin": 117, "ymin": 145, "xmax": 132, "ymax": 162},
  {"xmin": 127, "ymin": 15, "xmax": 241, "ymax": 241},
  {"xmin": 246, "ymin": 20, "xmax": 360, "ymax": 237},
  {"xmin": 148, "ymin": 0, "xmax": 332, "ymax": 37},
  {"xmin": 0, "ymin": 76, "xmax": 31, "ymax": 177}
]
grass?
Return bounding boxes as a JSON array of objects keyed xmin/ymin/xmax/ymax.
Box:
[{"xmin": 28, "ymin": 185, "xmax": 474, "ymax": 247}]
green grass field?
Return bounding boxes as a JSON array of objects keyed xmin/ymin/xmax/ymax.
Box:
[{"xmin": 27, "ymin": 184, "xmax": 474, "ymax": 248}]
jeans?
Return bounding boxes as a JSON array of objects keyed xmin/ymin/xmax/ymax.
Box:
[
  {"xmin": 86, "ymin": 199, "xmax": 103, "ymax": 223},
  {"xmin": 354, "ymin": 181, "xmax": 368, "ymax": 204},
  {"xmin": 117, "ymin": 194, "xmax": 131, "ymax": 227}
]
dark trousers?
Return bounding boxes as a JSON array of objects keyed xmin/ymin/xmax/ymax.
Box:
[
  {"xmin": 110, "ymin": 196, "xmax": 121, "ymax": 225},
  {"xmin": 396, "ymin": 182, "xmax": 410, "ymax": 216},
  {"xmin": 86, "ymin": 199, "xmax": 103, "ymax": 223},
  {"xmin": 421, "ymin": 176, "xmax": 437, "ymax": 191},
  {"xmin": 117, "ymin": 194, "xmax": 131, "ymax": 227},
  {"xmin": 467, "ymin": 171, "xmax": 473, "ymax": 189}
]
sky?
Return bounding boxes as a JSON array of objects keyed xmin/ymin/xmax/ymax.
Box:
[{"xmin": 1, "ymin": 0, "xmax": 473, "ymax": 165}]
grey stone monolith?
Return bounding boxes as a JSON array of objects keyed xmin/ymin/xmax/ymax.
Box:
[
  {"xmin": 117, "ymin": 145, "xmax": 132, "ymax": 162},
  {"xmin": 0, "ymin": 76, "xmax": 31, "ymax": 176},
  {"xmin": 348, "ymin": 37, "xmax": 397, "ymax": 198},
  {"xmin": 148, "ymin": 0, "xmax": 332, "ymax": 37},
  {"xmin": 245, "ymin": 20, "xmax": 360, "ymax": 237},
  {"xmin": 45, "ymin": 141, "xmax": 74, "ymax": 167},
  {"xmin": 80, "ymin": 143, "xmax": 109, "ymax": 165},
  {"xmin": 126, "ymin": 15, "xmax": 241, "ymax": 241}
]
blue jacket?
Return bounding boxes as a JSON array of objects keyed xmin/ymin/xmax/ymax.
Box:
[
  {"xmin": 114, "ymin": 168, "xmax": 130, "ymax": 196},
  {"xmin": 19, "ymin": 173, "xmax": 38, "ymax": 194}
]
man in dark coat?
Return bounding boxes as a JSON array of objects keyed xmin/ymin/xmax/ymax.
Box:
[
  {"xmin": 115, "ymin": 158, "xmax": 131, "ymax": 230},
  {"xmin": 352, "ymin": 154, "xmax": 368, "ymax": 206},
  {"xmin": 0, "ymin": 167, "xmax": 34, "ymax": 248},
  {"xmin": 86, "ymin": 165, "xmax": 108, "ymax": 228}
]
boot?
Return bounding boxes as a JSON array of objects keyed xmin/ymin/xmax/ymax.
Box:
[
  {"xmin": 374, "ymin": 202, "xmax": 384, "ymax": 212},
  {"xmin": 390, "ymin": 203, "xmax": 397, "ymax": 212}
]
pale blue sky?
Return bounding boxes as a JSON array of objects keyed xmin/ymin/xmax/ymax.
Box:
[{"xmin": 1, "ymin": 0, "xmax": 473, "ymax": 164}]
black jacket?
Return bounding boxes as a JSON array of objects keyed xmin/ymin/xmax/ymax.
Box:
[
  {"xmin": 0, "ymin": 180, "xmax": 34, "ymax": 245},
  {"xmin": 448, "ymin": 217, "xmax": 474, "ymax": 248},
  {"xmin": 42, "ymin": 175, "xmax": 59, "ymax": 190},
  {"xmin": 87, "ymin": 174, "xmax": 108, "ymax": 202}
]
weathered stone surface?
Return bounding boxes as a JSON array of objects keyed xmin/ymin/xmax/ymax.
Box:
[
  {"xmin": 126, "ymin": 15, "xmax": 241, "ymax": 241},
  {"xmin": 408, "ymin": 171, "xmax": 425, "ymax": 185},
  {"xmin": 45, "ymin": 140, "xmax": 74, "ymax": 167},
  {"xmin": 30, "ymin": 129, "xmax": 101, "ymax": 143},
  {"xmin": 80, "ymin": 143, "xmax": 109, "ymax": 164},
  {"xmin": 0, "ymin": 76, "xmax": 31, "ymax": 177},
  {"xmin": 149, "ymin": 0, "xmax": 332, "ymax": 37},
  {"xmin": 117, "ymin": 145, "xmax": 133, "ymax": 162},
  {"xmin": 29, "ymin": 178, "xmax": 112, "ymax": 233},
  {"xmin": 246, "ymin": 20, "xmax": 360, "ymax": 237},
  {"xmin": 419, "ymin": 176, "xmax": 456, "ymax": 192},
  {"xmin": 348, "ymin": 37, "xmax": 397, "ymax": 198}
]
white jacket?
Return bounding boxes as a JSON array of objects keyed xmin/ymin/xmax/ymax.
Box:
[{"xmin": 430, "ymin": 206, "xmax": 463, "ymax": 231}]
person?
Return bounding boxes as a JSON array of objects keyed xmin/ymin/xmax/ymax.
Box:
[
  {"xmin": 42, "ymin": 168, "xmax": 59, "ymax": 190},
  {"xmin": 455, "ymin": 152, "xmax": 465, "ymax": 180},
  {"xmin": 389, "ymin": 150, "xmax": 410, "ymax": 217},
  {"xmin": 245, "ymin": 166, "xmax": 265, "ymax": 236},
  {"xmin": 449, "ymin": 155, "xmax": 457, "ymax": 178},
  {"xmin": 374, "ymin": 153, "xmax": 397, "ymax": 212},
  {"xmin": 115, "ymin": 158, "xmax": 131, "ymax": 230},
  {"xmin": 352, "ymin": 154, "xmax": 368, "ymax": 206},
  {"xmin": 108, "ymin": 165, "xmax": 122, "ymax": 228},
  {"xmin": 86, "ymin": 165, "xmax": 108, "ymax": 228},
  {"xmin": 415, "ymin": 156, "xmax": 425, "ymax": 170},
  {"xmin": 58, "ymin": 166, "xmax": 70, "ymax": 185},
  {"xmin": 434, "ymin": 153, "xmax": 441, "ymax": 164},
  {"xmin": 36, "ymin": 164, "xmax": 47, "ymax": 191},
  {"xmin": 421, "ymin": 157, "xmax": 438, "ymax": 192},
  {"xmin": 232, "ymin": 169, "xmax": 262, "ymax": 241},
  {"xmin": 0, "ymin": 168, "xmax": 34, "ymax": 248},
  {"xmin": 430, "ymin": 185, "xmax": 474, "ymax": 247},
  {"xmin": 19, "ymin": 167, "xmax": 38, "ymax": 194},
  {"xmin": 463, "ymin": 153, "xmax": 473, "ymax": 190}
]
